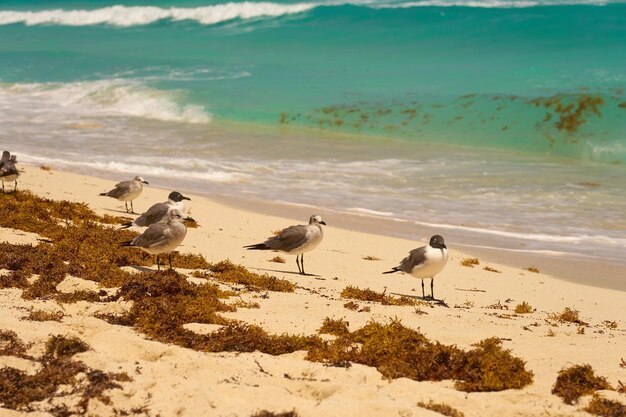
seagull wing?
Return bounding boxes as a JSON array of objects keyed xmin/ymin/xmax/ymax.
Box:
[
  {"xmin": 264, "ymin": 224, "xmax": 309, "ymax": 252},
  {"xmin": 398, "ymin": 246, "xmax": 427, "ymax": 273},
  {"xmin": 131, "ymin": 223, "xmax": 171, "ymax": 249},
  {"xmin": 134, "ymin": 202, "xmax": 169, "ymax": 227},
  {"xmin": 106, "ymin": 180, "xmax": 133, "ymax": 198}
]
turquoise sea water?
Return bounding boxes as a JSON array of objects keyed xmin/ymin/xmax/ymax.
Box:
[{"xmin": 1, "ymin": 0, "xmax": 625, "ymax": 267}]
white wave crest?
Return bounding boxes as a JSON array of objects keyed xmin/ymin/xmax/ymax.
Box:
[
  {"xmin": 0, "ymin": 3, "xmax": 317, "ymax": 27},
  {"xmin": 0, "ymin": 0, "xmax": 617, "ymax": 28},
  {"xmin": 3, "ymin": 80, "xmax": 211, "ymax": 124},
  {"xmin": 19, "ymin": 153, "xmax": 244, "ymax": 183},
  {"xmin": 374, "ymin": 0, "xmax": 611, "ymax": 8}
]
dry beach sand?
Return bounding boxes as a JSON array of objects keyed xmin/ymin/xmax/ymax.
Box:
[{"xmin": 1, "ymin": 164, "xmax": 625, "ymax": 417}]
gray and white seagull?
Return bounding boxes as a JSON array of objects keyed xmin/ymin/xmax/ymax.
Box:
[
  {"xmin": 120, "ymin": 191, "xmax": 192, "ymax": 229},
  {"xmin": 383, "ymin": 235, "xmax": 449, "ymax": 299},
  {"xmin": 244, "ymin": 214, "xmax": 327, "ymax": 275},
  {"xmin": 122, "ymin": 208, "xmax": 192, "ymax": 271},
  {"xmin": 99, "ymin": 176, "xmax": 149, "ymax": 213},
  {"xmin": 0, "ymin": 151, "xmax": 19, "ymax": 193}
]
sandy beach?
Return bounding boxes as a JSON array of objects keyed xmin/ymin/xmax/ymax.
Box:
[{"xmin": 1, "ymin": 164, "xmax": 625, "ymax": 417}]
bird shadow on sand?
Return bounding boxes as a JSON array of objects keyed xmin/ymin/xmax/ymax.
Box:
[
  {"xmin": 252, "ymin": 267, "xmax": 321, "ymax": 278},
  {"xmin": 390, "ymin": 292, "xmax": 449, "ymax": 307},
  {"xmin": 102, "ymin": 207, "xmax": 137, "ymax": 216}
]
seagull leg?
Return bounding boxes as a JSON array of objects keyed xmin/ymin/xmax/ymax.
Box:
[
  {"xmin": 2, "ymin": 182, "xmax": 4, "ymax": 193},
  {"xmin": 421, "ymin": 279, "xmax": 425, "ymax": 298},
  {"xmin": 156, "ymin": 255, "xmax": 160, "ymax": 271},
  {"xmin": 125, "ymin": 201, "xmax": 129, "ymax": 213},
  {"xmin": 296, "ymin": 255, "xmax": 302, "ymax": 274},
  {"xmin": 301, "ymin": 254, "xmax": 305, "ymax": 275},
  {"xmin": 14, "ymin": 181, "xmax": 17, "ymax": 192},
  {"xmin": 431, "ymin": 278, "xmax": 435, "ymax": 300},
  {"xmin": 130, "ymin": 200, "xmax": 135, "ymax": 214},
  {"xmin": 168, "ymin": 254, "xmax": 173, "ymax": 270}
]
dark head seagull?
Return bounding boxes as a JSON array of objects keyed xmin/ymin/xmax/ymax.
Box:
[
  {"xmin": 383, "ymin": 235, "xmax": 449, "ymax": 300},
  {"xmin": 99, "ymin": 176, "xmax": 149, "ymax": 213},
  {"xmin": 244, "ymin": 214, "xmax": 327, "ymax": 275},
  {"xmin": 0, "ymin": 151, "xmax": 19, "ymax": 193},
  {"xmin": 120, "ymin": 191, "xmax": 192, "ymax": 229}
]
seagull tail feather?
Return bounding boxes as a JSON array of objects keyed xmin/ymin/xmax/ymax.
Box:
[
  {"xmin": 382, "ymin": 267, "xmax": 400, "ymax": 274},
  {"xmin": 120, "ymin": 240, "xmax": 134, "ymax": 247},
  {"xmin": 244, "ymin": 243, "xmax": 270, "ymax": 250},
  {"xmin": 119, "ymin": 222, "xmax": 133, "ymax": 230}
]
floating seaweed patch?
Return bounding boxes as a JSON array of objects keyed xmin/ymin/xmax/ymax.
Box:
[{"xmin": 528, "ymin": 94, "xmax": 605, "ymax": 133}]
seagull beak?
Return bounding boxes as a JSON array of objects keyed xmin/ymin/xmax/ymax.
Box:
[
  {"xmin": 320, "ymin": 221, "xmax": 327, "ymax": 225},
  {"xmin": 183, "ymin": 196, "xmax": 191, "ymax": 201},
  {"xmin": 184, "ymin": 216, "xmax": 196, "ymax": 222},
  {"xmin": 442, "ymin": 244, "xmax": 447, "ymax": 249},
  {"xmin": 142, "ymin": 180, "xmax": 150, "ymax": 185}
]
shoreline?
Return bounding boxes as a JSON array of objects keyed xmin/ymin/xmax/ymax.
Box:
[
  {"xmin": 17, "ymin": 161, "xmax": 626, "ymax": 292},
  {"xmin": 2, "ymin": 161, "xmax": 625, "ymax": 417}
]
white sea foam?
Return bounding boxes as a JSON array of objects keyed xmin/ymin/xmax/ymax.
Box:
[
  {"xmin": 0, "ymin": 3, "xmax": 317, "ymax": 27},
  {"xmin": 0, "ymin": 0, "xmax": 617, "ymax": 28},
  {"xmin": 373, "ymin": 0, "xmax": 612, "ymax": 8},
  {"xmin": 410, "ymin": 219, "xmax": 626, "ymax": 247},
  {"xmin": 1, "ymin": 80, "xmax": 211, "ymax": 124},
  {"xmin": 19, "ymin": 153, "xmax": 244, "ymax": 183}
]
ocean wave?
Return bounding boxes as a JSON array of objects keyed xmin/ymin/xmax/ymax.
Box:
[
  {"xmin": 1, "ymin": 80, "xmax": 211, "ymax": 124},
  {"xmin": 0, "ymin": 0, "xmax": 618, "ymax": 27},
  {"xmin": 373, "ymin": 0, "xmax": 613, "ymax": 8},
  {"xmin": 0, "ymin": 3, "xmax": 317, "ymax": 27},
  {"xmin": 18, "ymin": 154, "xmax": 244, "ymax": 183}
]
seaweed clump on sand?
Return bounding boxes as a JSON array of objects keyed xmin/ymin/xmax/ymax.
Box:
[
  {"xmin": 0, "ymin": 333, "xmax": 130, "ymax": 415},
  {"xmin": 0, "ymin": 329, "xmax": 31, "ymax": 357},
  {"xmin": 548, "ymin": 307, "xmax": 588, "ymax": 325},
  {"xmin": 341, "ymin": 286, "xmax": 417, "ymax": 306},
  {"xmin": 514, "ymin": 302, "xmax": 535, "ymax": 314},
  {"xmin": 0, "ymin": 190, "xmax": 210, "ymax": 297},
  {"xmin": 24, "ymin": 310, "xmax": 65, "ymax": 322},
  {"xmin": 306, "ymin": 320, "xmax": 533, "ymax": 391},
  {"xmin": 193, "ymin": 260, "xmax": 295, "ymax": 293},
  {"xmin": 584, "ymin": 395, "xmax": 626, "ymax": 417},
  {"xmin": 417, "ymin": 400, "xmax": 465, "ymax": 417},
  {"xmin": 251, "ymin": 411, "xmax": 300, "ymax": 417},
  {"xmin": 318, "ymin": 317, "xmax": 350, "ymax": 337},
  {"xmin": 552, "ymin": 364, "xmax": 612, "ymax": 405},
  {"xmin": 102, "ymin": 270, "xmax": 321, "ymax": 355}
]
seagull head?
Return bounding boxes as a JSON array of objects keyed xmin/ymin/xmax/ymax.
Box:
[
  {"xmin": 134, "ymin": 176, "xmax": 149, "ymax": 185},
  {"xmin": 168, "ymin": 191, "xmax": 191, "ymax": 202},
  {"xmin": 168, "ymin": 208, "xmax": 194, "ymax": 223},
  {"xmin": 309, "ymin": 214, "xmax": 327, "ymax": 226},
  {"xmin": 429, "ymin": 235, "xmax": 446, "ymax": 250}
]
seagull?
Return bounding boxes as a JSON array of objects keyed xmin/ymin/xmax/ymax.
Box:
[
  {"xmin": 120, "ymin": 191, "xmax": 192, "ymax": 229},
  {"xmin": 244, "ymin": 214, "xmax": 326, "ymax": 275},
  {"xmin": 99, "ymin": 176, "xmax": 149, "ymax": 213},
  {"xmin": 121, "ymin": 208, "xmax": 192, "ymax": 271},
  {"xmin": 383, "ymin": 235, "xmax": 449, "ymax": 300},
  {"xmin": 0, "ymin": 151, "xmax": 19, "ymax": 193}
]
